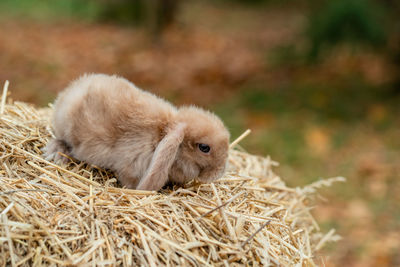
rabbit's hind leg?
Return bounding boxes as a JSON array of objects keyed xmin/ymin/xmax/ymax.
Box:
[{"xmin": 43, "ymin": 139, "xmax": 72, "ymax": 164}]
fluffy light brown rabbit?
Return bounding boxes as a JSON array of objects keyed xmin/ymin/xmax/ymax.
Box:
[{"xmin": 43, "ymin": 74, "xmax": 230, "ymax": 191}]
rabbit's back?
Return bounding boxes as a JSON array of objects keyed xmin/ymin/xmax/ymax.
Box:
[{"xmin": 51, "ymin": 74, "xmax": 176, "ymax": 171}]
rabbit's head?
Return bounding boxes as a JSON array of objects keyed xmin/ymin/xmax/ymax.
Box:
[{"xmin": 169, "ymin": 106, "xmax": 230, "ymax": 184}]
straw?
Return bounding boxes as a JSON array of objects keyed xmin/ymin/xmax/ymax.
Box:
[
  {"xmin": 0, "ymin": 92, "xmax": 341, "ymax": 266},
  {"xmin": 0, "ymin": 80, "xmax": 9, "ymax": 115}
]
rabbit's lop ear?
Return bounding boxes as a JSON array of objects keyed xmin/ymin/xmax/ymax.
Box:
[{"xmin": 136, "ymin": 123, "xmax": 186, "ymax": 191}]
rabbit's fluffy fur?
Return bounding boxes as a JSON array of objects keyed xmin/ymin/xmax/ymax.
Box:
[{"xmin": 44, "ymin": 74, "xmax": 230, "ymax": 191}]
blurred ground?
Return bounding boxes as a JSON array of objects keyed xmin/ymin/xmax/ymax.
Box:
[{"xmin": 0, "ymin": 1, "xmax": 399, "ymax": 266}]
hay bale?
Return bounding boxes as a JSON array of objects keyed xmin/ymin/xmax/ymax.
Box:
[{"xmin": 0, "ymin": 85, "xmax": 343, "ymax": 266}]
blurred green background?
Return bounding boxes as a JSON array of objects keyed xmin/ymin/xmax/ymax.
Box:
[{"xmin": 0, "ymin": 0, "xmax": 399, "ymax": 265}]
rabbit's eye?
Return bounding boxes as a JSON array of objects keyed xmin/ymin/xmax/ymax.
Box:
[{"xmin": 198, "ymin": 143, "xmax": 210, "ymax": 153}]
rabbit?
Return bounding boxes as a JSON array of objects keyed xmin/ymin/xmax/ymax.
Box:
[{"xmin": 43, "ymin": 73, "xmax": 230, "ymax": 191}]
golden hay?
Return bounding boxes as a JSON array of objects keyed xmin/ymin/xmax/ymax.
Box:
[{"xmin": 0, "ymin": 82, "xmax": 343, "ymax": 266}]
